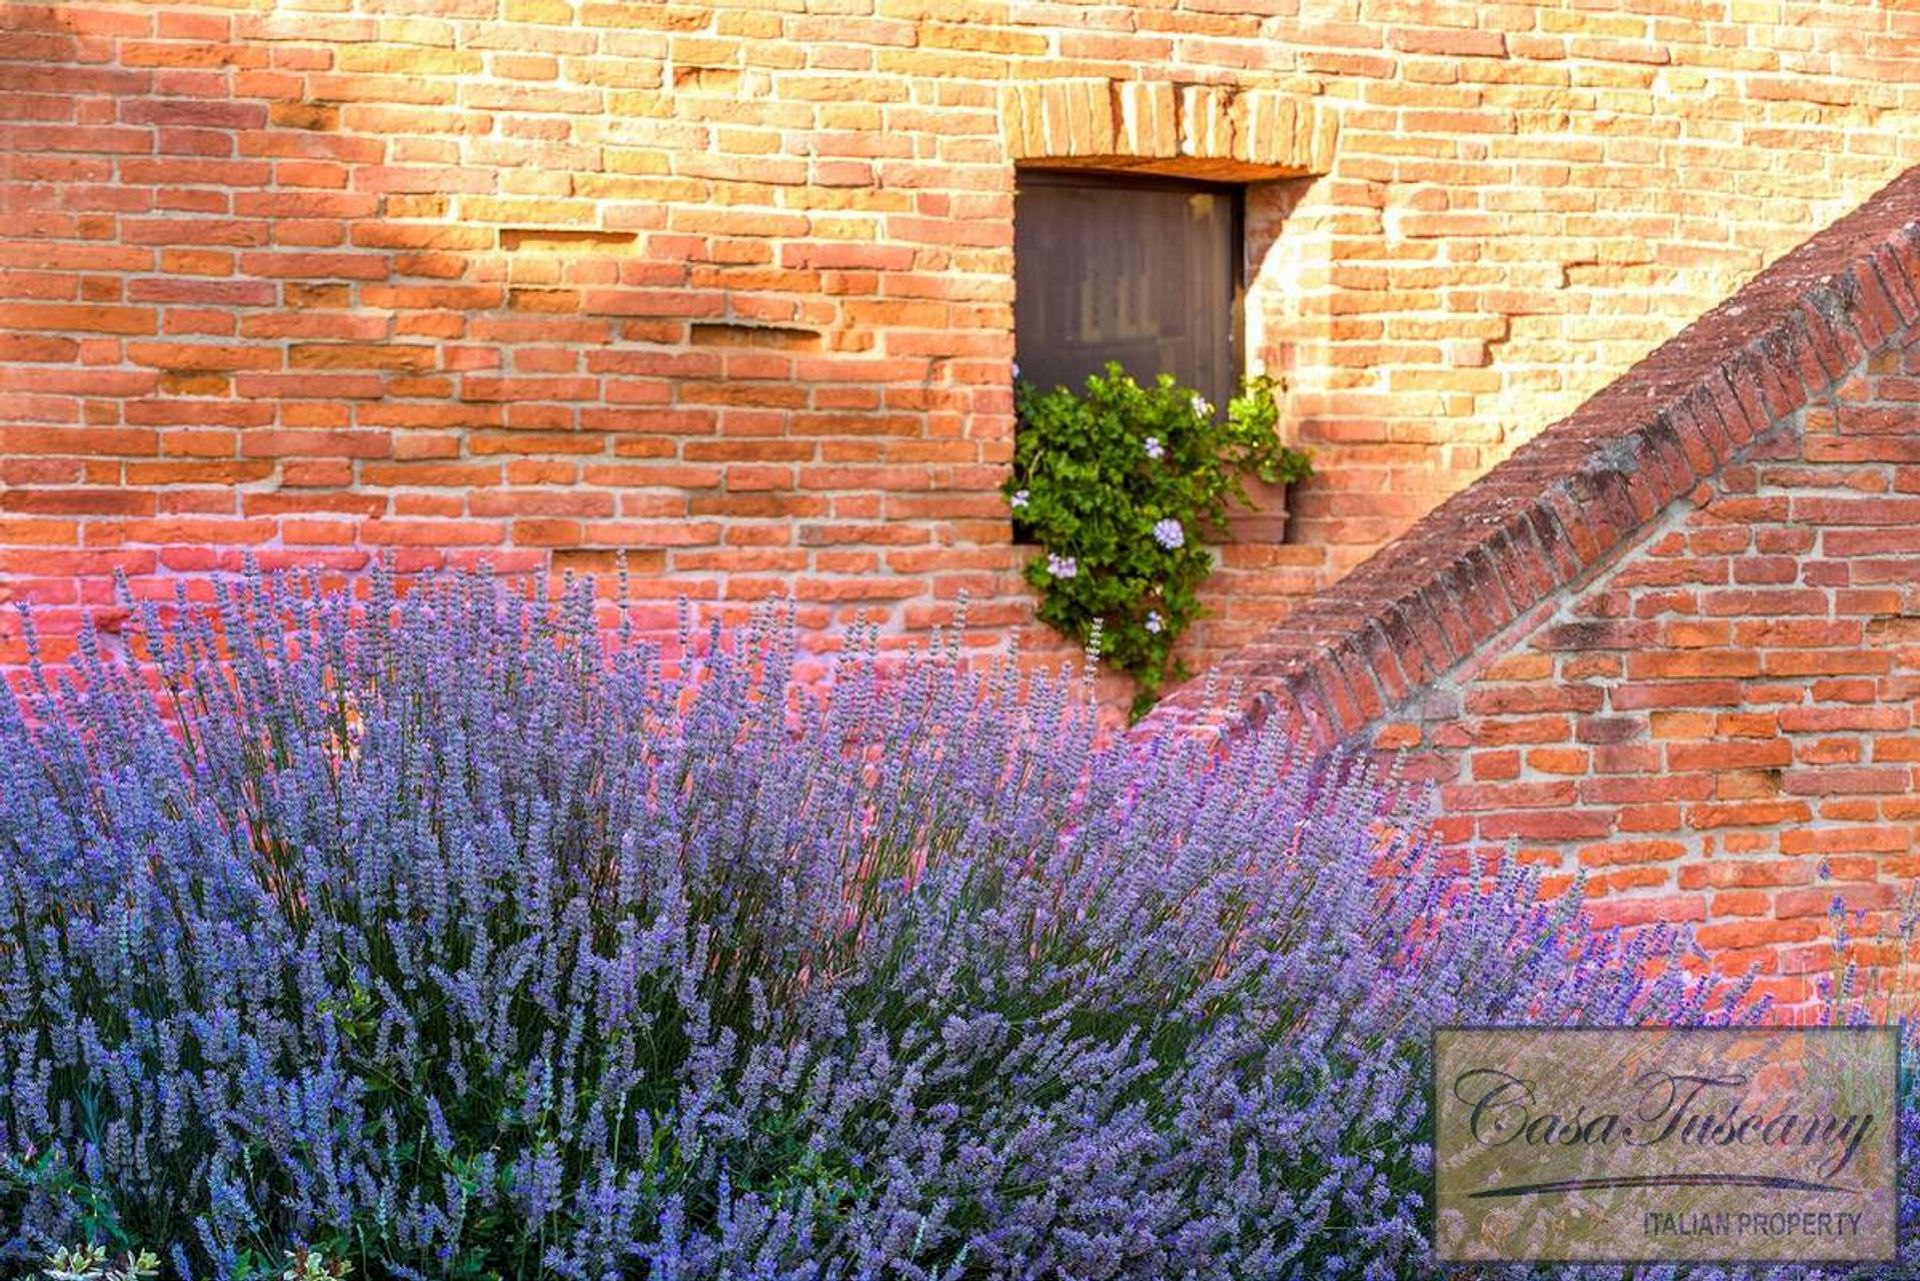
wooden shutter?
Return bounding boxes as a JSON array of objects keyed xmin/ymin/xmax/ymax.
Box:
[{"xmin": 1013, "ymin": 170, "xmax": 1243, "ymax": 415}]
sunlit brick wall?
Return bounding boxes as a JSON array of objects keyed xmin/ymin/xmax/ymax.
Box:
[
  {"xmin": 4, "ymin": 0, "xmax": 1917, "ymax": 682},
  {"xmin": 1375, "ymin": 340, "xmax": 1920, "ymax": 1013},
  {"xmin": 1147, "ymin": 169, "xmax": 1920, "ymax": 1010}
]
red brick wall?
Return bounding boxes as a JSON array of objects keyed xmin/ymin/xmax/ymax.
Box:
[
  {"xmin": 1387, "ymin": 393, "xmax": 1920, "ymax": 1012},
  {"xmin": 1148, "ymin": 166, "xmax": 1920, "ymax": 1012},
  {"xmin": 5, "ymin": 0, "xmax": 1919, "ymax": 682}
]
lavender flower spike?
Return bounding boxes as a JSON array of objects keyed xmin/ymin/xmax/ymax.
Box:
[{"xmin": 0, "ymin": 566, "xmax": 1757, "ymax": 1280}]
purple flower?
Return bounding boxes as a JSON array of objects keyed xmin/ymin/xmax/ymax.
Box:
[
  {"xmin": 1046, "ymin": 552, "xmax": 1077, "ymax": 579},
  {"xmin": 1143, "ymin": 436, "xmax": 1164, "ymax": 460},
  {"xmin": 0, "ymin": 565, "xmax": 1760, "ymax": 1281},
  {"xmin": 1010, "ymin": 488, "xmax": 1029, "ymax": 510},
  {"xmin": 1144, "ymin": 611, "xmax": 1163, "ymax": 634},
  {"xmin": 1151, "ymin": 518, "xmax": 1185, "ymax": 551}
]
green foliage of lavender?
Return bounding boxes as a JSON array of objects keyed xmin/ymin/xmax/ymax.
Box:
[{"xmin": 0, "ymin": 569, "xmax": 1749, "ymax": 1280}]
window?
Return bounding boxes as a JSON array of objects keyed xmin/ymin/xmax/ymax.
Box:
[{"xmin": 1013, "ymin": 170, "xmax": 1244, "ymax": 415}]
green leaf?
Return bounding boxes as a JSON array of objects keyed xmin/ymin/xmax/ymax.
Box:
[{"xmin": 1005, "ymin": 363, "xmax": 1312, "ymax": 720}]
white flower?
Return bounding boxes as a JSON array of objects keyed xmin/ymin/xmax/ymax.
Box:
[
  {"xmin": 1010, "ymin": 489, "xmax": 1029, "ymax": 510},
  {"xmin": 1010, "ymin": 361, "xmax": 1021, "ymax": 380},
  {"xmin": 1046, "ymin": 553, "xmax": 1077, "ymax": 579},
  {"xmin": 1151, "ymin": 518, "xmax": 1185, "ymax": 551},
  {"xmin": 1143, "ymin": 436, "xmax": 1164, "ymax": 460},
  {"xmin": 1144, "ymin": 610, "xmax": 1163, "ymax": 634},
  {"xmin": 1190, "ymin": 394, "xmax": 1212, "ymax": 418}
]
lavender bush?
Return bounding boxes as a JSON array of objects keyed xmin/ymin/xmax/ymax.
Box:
[
  {"xmin": 1813, "ymin": 893, "xmax": 1920, "ymax": 1281},
  {"xmin": 0, "ymin": 568, "xmax": 1749, "ymax": 1280}
]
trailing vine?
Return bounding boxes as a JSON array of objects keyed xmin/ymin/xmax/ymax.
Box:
[{"xmin": 1005, "ymin": 362, "xmax": 1312, "ymax": 720}]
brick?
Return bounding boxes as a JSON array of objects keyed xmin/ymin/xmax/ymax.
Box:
[
  {"xmin": 1469, "ymin": 749, "xmax": 1520, "ymax": 780},
  {"xmin": 1679, "ymin": 860, "xmax": 1816, "ymax": 890},
  {"xmin": 1454, "ymin": 714, "xmax": 1571, "ymax": 746},
  {"xmin": 1476, "ymin": 810, "xmax": 1613, "ymax": 841},
  {"xmin": 1779, "ymin": 825, "xmax": 1909, "ymax": 854},
  {"xmin": 1780, "ymin": 767, "xmax": 1909, "ymax": 795},
  {"xmin": 1775, "ymin": 884, "xmax": 1899, "ymax": 919},
  {"xmin": 0, "ymin": 303, "xmax": 157, "ymax": 335},
  {"xmin": 1574, "ymin": 715, "xmax": 1642, "ymax": 745},
  {"xmin": 1667, "ymin": 738, "xmax": 1794, "ymax": 772},
  {"xmin": 1609, "ymin": 681, "xmax": 1743, "ymax": 711},
  {"xmin": 1685, "ymin": 801, "xmax": 1814, "ymax": 830},
  {"xmin": 1694, "ymin": 919, "xmax": 1821, "ymax": 951},
  {"xmin": 1440, "ymin": 780, "xmax": 1577, "ymax": 812},
  {"xmin": 1578, "ymin": 839, "xmax": 1685, "ymax": 868},
  {"xmin": 1587, "ymin": 896, "xmax": 1707, "ymax": 929},
  {"xmin": 1461, "ymin": 683, "xmax": 1603, "ymax": 714}
]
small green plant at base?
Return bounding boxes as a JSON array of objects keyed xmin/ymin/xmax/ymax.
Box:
[
  {"xmin": 280, "ymin": 1249, "xmax": 352, "ymax": 1281},
  {"xmin": 36, "ymin": 1245, "xmax": 352, "ymax": 1281},
  {"xmin": 41, "ymin": 1246, "xmax": 160, "ymax": 1281},
  {"xmin": 1005, "ymin": 362, "xmax": 1312, "ymax": 718}
]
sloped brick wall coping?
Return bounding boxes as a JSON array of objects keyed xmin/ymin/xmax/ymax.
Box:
[{"xmin": 1144, "ymin": 166, "xmax": 1920, "ymax": 749}]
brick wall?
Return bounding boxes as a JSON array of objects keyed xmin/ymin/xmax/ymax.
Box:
[
  {"xmin": 1147, "ymin": 166, "xmax": 1920, "ymax": 1012},
  {"xmin": 5, "ymin": 0, "xmax": 1920, "ymax": 682}
]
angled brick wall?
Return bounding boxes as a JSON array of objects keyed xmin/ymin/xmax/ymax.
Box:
[
  {"xmin": 1149, "ymin": 165, "xmax": 1920, "ymax": 1010},
  {"xmin": 4, "ymin": 1, "xmax": 1920, "ymax": 689}
]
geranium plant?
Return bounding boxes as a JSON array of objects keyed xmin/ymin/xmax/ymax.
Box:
[{"xmin": 1005, "ymin": 362, "xmax": 1312, "ymax": 718}]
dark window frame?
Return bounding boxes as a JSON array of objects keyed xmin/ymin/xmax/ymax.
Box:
[{"xmin": 1012, "ymin": 167, "xmax": 1248, "ymax": 416}]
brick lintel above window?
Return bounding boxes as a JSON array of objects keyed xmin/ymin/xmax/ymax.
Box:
[{"xmin": 1003, "ymin": 79, "xmax": 1336, "ymax": 182}]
